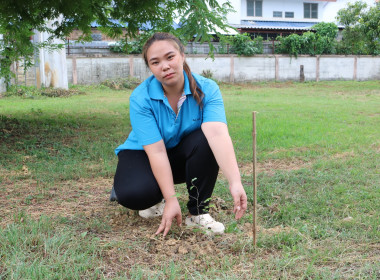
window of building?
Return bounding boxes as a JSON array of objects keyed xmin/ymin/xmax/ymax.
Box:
[
  {"xmin": 247, "ymin": 0, "xmax": 263, "ymax": 17},
  {"xmin": 273, "ymin": 11, "xmax": 282, "ymax": 18},
  {"xmin": 285, "ymin": 12, "xmax": 294, "ymax": 18},
  {"xmin": 304, "ymin": 3, "xmax": 318, "ymax": 19}
]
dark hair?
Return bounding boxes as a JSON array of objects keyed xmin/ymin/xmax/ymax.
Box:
[{"xmin": 142, "ymin": 32, "xmax": 204, "ymax": 106}]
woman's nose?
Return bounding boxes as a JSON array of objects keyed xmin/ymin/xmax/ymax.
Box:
[{"xmin": 162, "ymin": 61, "xmax": 170, "ymax": 71}]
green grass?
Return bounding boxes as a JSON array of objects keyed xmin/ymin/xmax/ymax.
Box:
[
  {"xmin": 0, "ymin": 81, "xmax": 379, "ymax": 279},
  {"xmin": 0, "ymin": 213, "xmax": 103, "ymax": 279}
]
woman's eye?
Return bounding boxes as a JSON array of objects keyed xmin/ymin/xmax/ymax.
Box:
[
  {"xmin": 168, "ymin": 55, "xmax": 174, "ymax": 60},
  {"xmin": 151, "ymin": 61, "xmax": 158, "ymax": 65}
]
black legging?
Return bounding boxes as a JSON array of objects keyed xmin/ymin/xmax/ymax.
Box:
[{"xmin": 113, "ymin": 129, "xmax": 219, "ymax": 215}]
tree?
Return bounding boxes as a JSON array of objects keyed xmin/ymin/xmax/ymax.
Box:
[
  {"xmin": 337, "ymin": 1, "xmax": 380, "ymax": 55},
  {"xmin": 312, "ymin": 22, "xmax": 338, "ymax": 41},
  {"xmin": 0, "ymin": 0, "xmax": 234, "ymax": 87},
  {"xmin": 312, "ymin": 22, "xmax": 338, "ymax": 55},
  {"xmin": 359, "ymin": 2, "xmax": 380, "ymax": 55}
]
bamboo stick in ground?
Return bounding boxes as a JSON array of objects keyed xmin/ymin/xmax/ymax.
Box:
[{"xmin": 252, "ymin": 111, "xmax": 257, "ymax": 246}]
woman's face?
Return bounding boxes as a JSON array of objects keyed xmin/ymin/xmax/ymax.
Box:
[{"xmin": 146, "ymin": 40, "xmax": 185, "ymax": 89}]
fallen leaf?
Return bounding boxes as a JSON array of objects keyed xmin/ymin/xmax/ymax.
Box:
[
  {"xmin": 22, "ymin": 165, "xmax": 29, "ymax": 175},
  {"xmin": 178, "ymin": 245, "xmax": 188, "ymax": 254},
  {"xmin": 166, "ymin": 239, "xmax": 177, "ymax": 246}
]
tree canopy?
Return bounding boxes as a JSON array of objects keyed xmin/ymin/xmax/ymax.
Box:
[
  {"xmin": 337, "ymin": 1, "xmax": 380, "ymax": 55},
  {"xmin": 0, "ymin": 0, "xmax": 233, "ymax": 86}
]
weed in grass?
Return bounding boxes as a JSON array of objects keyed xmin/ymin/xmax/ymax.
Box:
[
  {"xmin": 225, "ymin": 220, "xmax": 241, "ymax": 234},
  {"xmin": 101, "ymin": 77, "xmax": 141, "ymax": 90},
  {"xmin": 3, "ymin": 85, "xmax": 85, "ymax": 98},
  {"xmin": 257, "ymin": 230, "xmax": 304, "ymax": 250}
]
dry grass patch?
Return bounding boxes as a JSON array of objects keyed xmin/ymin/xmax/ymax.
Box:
[
  {"xmin": 331, "ymin": 151, "xmax": 356, "ymax": 159},
  {"xmin": 237, "ymin": 158, "xmax": 312, "ymax": 177},
  {"xmin": 0, "ymin": 176, "xmax": 113, "ymax": 227}
]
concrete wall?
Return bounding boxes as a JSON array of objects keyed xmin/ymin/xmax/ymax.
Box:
[
  {"xmin": 187, "ymin": 56, "xmax": 232, "ymax": 82},
  {"xmin": 319, "ymin": 56, "xmax": 355, "ymax": 81},
  {"xmin": 234, "ymin": 56, "xmax": 276, "ymax": 81},
  {"xmin": 357, "ymin": 57, "xmax": 380, "ymax": 81},
  {"xmin": 4, "ymin": 54, "xmax": 377, "ymax": 91},
  {"xmin": 67, "ymin": 56, "xmax": 131, "ymax": 84},
  {"xmin": 66, "ymin": 54, "xmax": 380, "ymax": 85},
  {"xmin": 278, "ymin": 56, "xmax": 316, "ymax": 81}
]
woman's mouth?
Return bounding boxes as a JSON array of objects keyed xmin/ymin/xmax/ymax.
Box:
[{"xmin": 164, "ymin": 73, "xmax": 174, "ymax": 79}]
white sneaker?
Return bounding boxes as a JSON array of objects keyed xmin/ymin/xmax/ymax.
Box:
[
  {"xmin": 185, "ymin": 214, "xmax": 225, "ymax": 234},
  {"xmin": 139, "ymin": 200, "xmax": 165, "ymax": 218}
]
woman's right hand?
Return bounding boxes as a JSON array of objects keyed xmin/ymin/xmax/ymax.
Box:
[{"xmin": 155, "ymin": 198, "xmax": 182, "ymax": 237}]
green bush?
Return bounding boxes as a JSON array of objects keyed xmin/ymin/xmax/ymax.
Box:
[
  {"xmin": 101, "ymin": 76, "xmax": 141, "ymax": 90},
  {"xmin": 3, "ymin": 85, "xmax": 84, "ymax": 98},
  {"xmin": 312, "ymin": 22, "xmax": 339, "ymax": 40},
  {"xmin": 230, "ymin": 33, "xmax": 263, "ymax": 56},
  {"xmin": 275, "ymin": 23, "xmax": 338, "ymax": 57},
  {"xmin": 4, "ymin": 85, "xmax": 40, "ymax": 97},
  {"xmin": 40, "ymin": 88, "xmax": 85, "ymax": 98},
  {"xmin": 275, "ymin": 34, "xmax": 302, "ymax": 57}
]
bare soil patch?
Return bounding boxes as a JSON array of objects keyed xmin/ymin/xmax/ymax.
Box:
[
  {"xmin": 0, "ymin": 176, "xmax": 113, "ymax": 226},
  {"xmin": 0, "ymin": 175, "xmax": 259, "ymax": 276},
  {"xmin": 331, "ymin": 151, "xmax": 355, "ymax": 159},
  {"xmin": 237, "ymin": 158, "xmax": 311, "ymax": 177},
  {"xmin": 371, "ymin": 143, "xmax": 380, "ymax": 153}
]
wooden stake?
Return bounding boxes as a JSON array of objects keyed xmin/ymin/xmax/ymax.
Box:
[{"xmin": 252, "ymin": 111, "xmax": 257, "ymax": 246}]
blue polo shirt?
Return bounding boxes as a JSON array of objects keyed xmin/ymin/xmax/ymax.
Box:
[{"xmin": 115, "ymin": 71, "xmax": 227, "ymax": 154}]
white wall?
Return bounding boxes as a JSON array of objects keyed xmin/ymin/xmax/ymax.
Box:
[
  {"xmin": 67, "ymin": 57, "xmax": 131, "ymax": 84},
  {"xmin": 224, "ymin": 0, "xmax": 379, "ymax": 24},
  {"xmin": 239, "ymin": 0, "xmax": 325, "ymax": 22},
  {"xmin": 65, "ymin": 54, "xmax": 380, "ymax": 85},
  {"xmin": 278, "ymin": 56, "xmax": 317, "ymax": 81},
  {"xmin": 322, "ymin": 0, "xmax": 349, "ymax": 22},
  {"xmin": 319, "ymin": 56, "xmax": 355, "ymax": 80},
  {"xmin": 234, "ymin": 56, "xmax": 276, "ymax": 81},
  {"xmin": 3, "ymin": 54, "xmax": 379, "ymax": 91},
  {"xmin": 223, "ymin": 0, "xmax": 241, "ymax": 24},
  {"xmin": 187, "ymin": 57, "xmax": 232, "ymax": 81},
  {"xmin": 357, "ymin": 57, "xmax": 380, "ymax": 81}
]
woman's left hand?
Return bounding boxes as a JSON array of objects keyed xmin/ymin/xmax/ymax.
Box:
[{"xmin": 229, "ymin": 183, "xmax": 247, "ymax": 220}]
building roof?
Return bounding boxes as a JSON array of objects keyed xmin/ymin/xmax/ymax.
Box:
[{"xmin": 232, "ymin": 20, "xmax": 319, "ymax": 31}]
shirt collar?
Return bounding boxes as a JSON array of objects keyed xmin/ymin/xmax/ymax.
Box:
[{"xmin": 148, "ymin": 70, "xmax": 192, "ymax": 100}]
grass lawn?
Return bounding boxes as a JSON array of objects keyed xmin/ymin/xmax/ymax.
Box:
[{"xmin": 0, "ymin": 80, "xmax": 379, "ymax": 279}]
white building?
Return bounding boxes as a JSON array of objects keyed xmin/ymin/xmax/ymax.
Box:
[{"xmin": 221, "ymin": 0, "xmax": 378, "ymax": 39}]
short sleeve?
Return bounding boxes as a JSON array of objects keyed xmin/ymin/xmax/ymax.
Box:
[
  {"xmin": 202, "ymin": 83, "xmax": 227, "ymax": 124},
  {"xmin": 129, "ymin": 97, "xmax": 162, "ymax": 146}
]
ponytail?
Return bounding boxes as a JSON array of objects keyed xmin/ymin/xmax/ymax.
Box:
[{"xmin": 183, "ymin": 62, "xmax": 204, "ymax": 107}]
